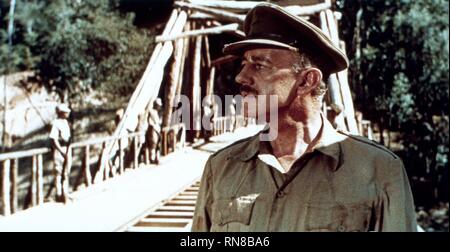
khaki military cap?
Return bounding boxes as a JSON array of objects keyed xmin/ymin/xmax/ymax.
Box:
[{"xmin": 223, "ymin": 3, "xmax": 349, "ymax": 74}]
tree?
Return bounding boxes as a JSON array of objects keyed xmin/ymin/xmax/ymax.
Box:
[{"xmin": 337, "ymin": 0, "xmax": 449, "ymax": 207}]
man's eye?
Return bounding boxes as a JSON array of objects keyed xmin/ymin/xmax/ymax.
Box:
[{"xmin": 255, "ymin": 64, "xmax": 264, "ymax": 70}]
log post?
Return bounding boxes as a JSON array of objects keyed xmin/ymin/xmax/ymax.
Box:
[
  {"xmin": 119, "ymin": 138, "xmax": 124, "ymax": 174},
  {"xmin": 36, "ymin": 154, "xmax": 44, "ymax": 205},
  {"xmin": 163, "ymin": 32, "xmax": 186, "ymax": 128},
  {"xmin": 192, "ymin": 33, "xmax": 203, "ymax": 138},
  {"xmin": 1, "ymin": 160, "xmax": 11, "ymax": 215},
  {"xmin": 337, "ymin": 40, "xmax": 359, "ymax": 134},
  {"xmin": 31, "ymin": 155, "xmax": 37, "ymax": 206},
  {"xmin": 10, "ymin": 158, "xmax": 18, "ymax": 213},
  {"xmin": 133, "ymin": 136, "xmax": 139, "ymax": 169},
  {"xmin": 84, "ymin": 145, "xmax": 92, "ymax": 186}
]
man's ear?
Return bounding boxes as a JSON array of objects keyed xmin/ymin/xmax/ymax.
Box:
[{"xmin": 296, "ymin": 68, "xmax": 323, "ymax": 96}]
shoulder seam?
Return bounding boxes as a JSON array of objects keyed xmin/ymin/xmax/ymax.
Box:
[{"xmin": 338, "ymin": 131, "xmax": 398, "ymax": 159}]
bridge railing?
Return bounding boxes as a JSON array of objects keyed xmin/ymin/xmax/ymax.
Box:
[
  {"xmin": 0, "ymin": 130, "xmax": 163, "ymax": 216},
  {"xmin": 212, "ymin": 115, "xmax": 249, "ymax": 136}
]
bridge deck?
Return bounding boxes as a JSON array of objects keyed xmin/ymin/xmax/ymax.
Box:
[{"xmin": 0, "ymin": 125, "xmax": 263, "ymax": 232}]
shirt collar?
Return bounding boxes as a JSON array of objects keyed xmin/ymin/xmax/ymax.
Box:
[{"xmin": 233, "ymin": 113, "xmax": 347, "ymax": 168}]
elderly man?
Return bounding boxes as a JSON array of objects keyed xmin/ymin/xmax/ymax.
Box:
[
  {"xmin": 49, "ymin": 103, "xmax": 72, "ymax": 202},
  {"xmin": 192, "ymin": 3, "xmax": 417, "ymax": 232}
]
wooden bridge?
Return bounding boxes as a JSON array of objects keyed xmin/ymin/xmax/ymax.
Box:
[{"xmin": 0, "ymin": 0, "xmax": 373, "ymax": 231}]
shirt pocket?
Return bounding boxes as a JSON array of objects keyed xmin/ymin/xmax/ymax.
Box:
[
  {"xmin": 211, "ymin": 194, "xmax": 258, "ymax": 232},
  {"xmin": 305, "ymin": 203, "xmax": 371, "ymax": 232}
]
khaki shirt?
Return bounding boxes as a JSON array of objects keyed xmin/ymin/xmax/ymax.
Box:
[{"xmin": 192, "ymin": 117, "xmax": 417, "ymax": 232}]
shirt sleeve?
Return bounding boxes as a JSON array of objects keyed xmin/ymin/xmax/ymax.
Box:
[
  {"xmin": 375, "ymin": 158, "xmax": 418, "ymax": 232},
  {"xmin": 191, "ymin": 157, "xmax": 214, "ymax": 232},
  {"xmin": 49, "ymin": 121, "xmax": 59, "ymax": 140}
]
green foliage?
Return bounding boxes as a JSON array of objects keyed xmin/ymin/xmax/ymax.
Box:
[
  {"xmin": 337, "ymin": 0, "xmax": 449, "ymax": 206},
  {"xmin": 0, "ymin": 0, "xmax": 155, "ymax": 102}
]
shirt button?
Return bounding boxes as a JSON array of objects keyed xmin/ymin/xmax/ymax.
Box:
[
  {"xmin": 338, "ymin": 225, "xmax": 346, "ymax": 232},
  {"xmin": 276, "ymin": 191, "xmax": 285, "ymax": 198}
]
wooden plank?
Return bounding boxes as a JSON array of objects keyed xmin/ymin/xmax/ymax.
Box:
[
  {"xmin": 127, "ymin": 226, "xmax": 190, "ymax": 232},
  {"xmin": 188, "ymin": 0, "xmax": 332, "ymax": 15},
  {"xmin": 156, "ymin": 23, "xmax": 239, "ymax": 43},
  {"xmin": 172, "ymin": 195, "xmax": 198, "ymax": 200},
  {"xmin": 179, "ymin": 191, "xmax": 199, "ymax": 196},
  {"xmin": 157, "ymin": 205, "xmax": 196, "ymax": 212},
  {"xmin": 165, "ymin": 200, "xmax": 197, "ymax": 206},
  {"xmin": 146, "ymin": 211, "xmax": 194, "ymax": 219},
  {"xmin": 135, "ymin": 218, "xmax": 192, "ymax": 227},
  {"xmin": 0, "ymin": 147, "xmax": 49, "ymax": 161},
  {"xmin": 1, "ymin": 160, "xmax": 11, "ymax": 215},
  {"xmin": 175, "ymin": 1, "xmax": 244, "ymax": 23}
]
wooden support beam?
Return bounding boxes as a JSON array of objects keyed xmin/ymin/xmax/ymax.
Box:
[
  {"xmin": 337, "ymin": 40, "xmax": 359, "ymax": 134},
  {"xmin": 175, "ymin": 22, "xmax": 191, "ymax": 103},
  {"xmin": 133, "ymin": 136, "xmax": 139, "ymax": 168},
  {"xmin": 175, "ymin": 1, "xmax": 245, "ymax": 24},
  {"xmin": 187, "ymin": 0, "xmax": 332, "ymax": 16},
  {"xmin": 10, "ymin": 158, "xmax": 17, "ymax": 213},
  {"xmin": 36, "ymin": 154, "xmax": 44, "ymax": 205},
  {"xmin": 84, "ymin": 145, "xmax": 92, "ymax": 186},
  {"xmin": 156, "ymin": 23, "xmax": 239, "ymax": 43},
  {"xmin": 1, "ymin": 160, "xmax": 11, "ymax": 215},
  {"xmin": 324, "ymin": 9, "xmax": 358, "ymax": 134},
  {"xmin": 31, "ymin": 155, "xmax": 37, "ymax": 206},
  {"xmin": 163, "ymin": 27, "xmax": 187, "ymax": 128},
  {"xmin": 95, "ymin": 10, "xmax": 187, "ymax": 183},
  {"xmin": 192, "ymin": 33, "xmax": 203, "ymax": 134},
  {"xmin": 118, "ymin": 138, "xmax": 124, "ymax": 174}
]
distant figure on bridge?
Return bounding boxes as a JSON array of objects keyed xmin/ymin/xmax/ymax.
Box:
[
  {"xmin": 193, "ymin": 3, "xmax": 417, "ymax": 232},
  {"xmin": 202, "ymin": 98, "xmax": 214, "ymax": 142},
  {"xmin": 226, "ymin": 98, "xmax": 236, "ymax": 132},
  {"xmin": 146, "ymin": 98, "xmax": 162, "ymax": 164},
  {"xmin": 49, "ymin": 103, "xmax": 72, "ymax": 202}
]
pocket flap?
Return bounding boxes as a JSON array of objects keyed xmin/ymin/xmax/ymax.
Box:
[{"xmin": 215, "ymin": 194, "xmax": 258, "ymax": 226}]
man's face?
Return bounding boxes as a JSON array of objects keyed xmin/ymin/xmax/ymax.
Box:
[
  {"xmin": 235, "ymin": 48, "xmax": 300, "ymax": 118},
  {"xmin": 58, "ymin": 111, "xmax": 69, "ymax": 119}
]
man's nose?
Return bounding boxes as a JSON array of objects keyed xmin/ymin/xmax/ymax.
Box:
[{"xmin": 235, "ymin": 66, "xmax": 252, "ymax": 86}]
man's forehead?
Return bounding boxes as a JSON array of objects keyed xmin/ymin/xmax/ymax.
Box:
[{"xmin": 242, "ymin": 48, "xmax": 297, "ymax": 62}]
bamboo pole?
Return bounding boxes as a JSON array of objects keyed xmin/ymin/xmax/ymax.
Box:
[
  {"xmin": 156, "ymin": 23, "xmax": 239, "ymax": 43},
  {"xmin": 10, "ymin": 158, "xmax": 17, "ymax": 213},
  {"xmin": 1, "ymin": 160, "xmax": 11, "ymax": 215},
  {"xmin": 36, "ymin": 154, "xmax": 43, "ymax": 205}
]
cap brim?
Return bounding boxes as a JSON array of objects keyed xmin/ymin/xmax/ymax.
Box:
[{"xmin": 223, "ymin": 39, "xmax": 298, "ymax": 56}]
